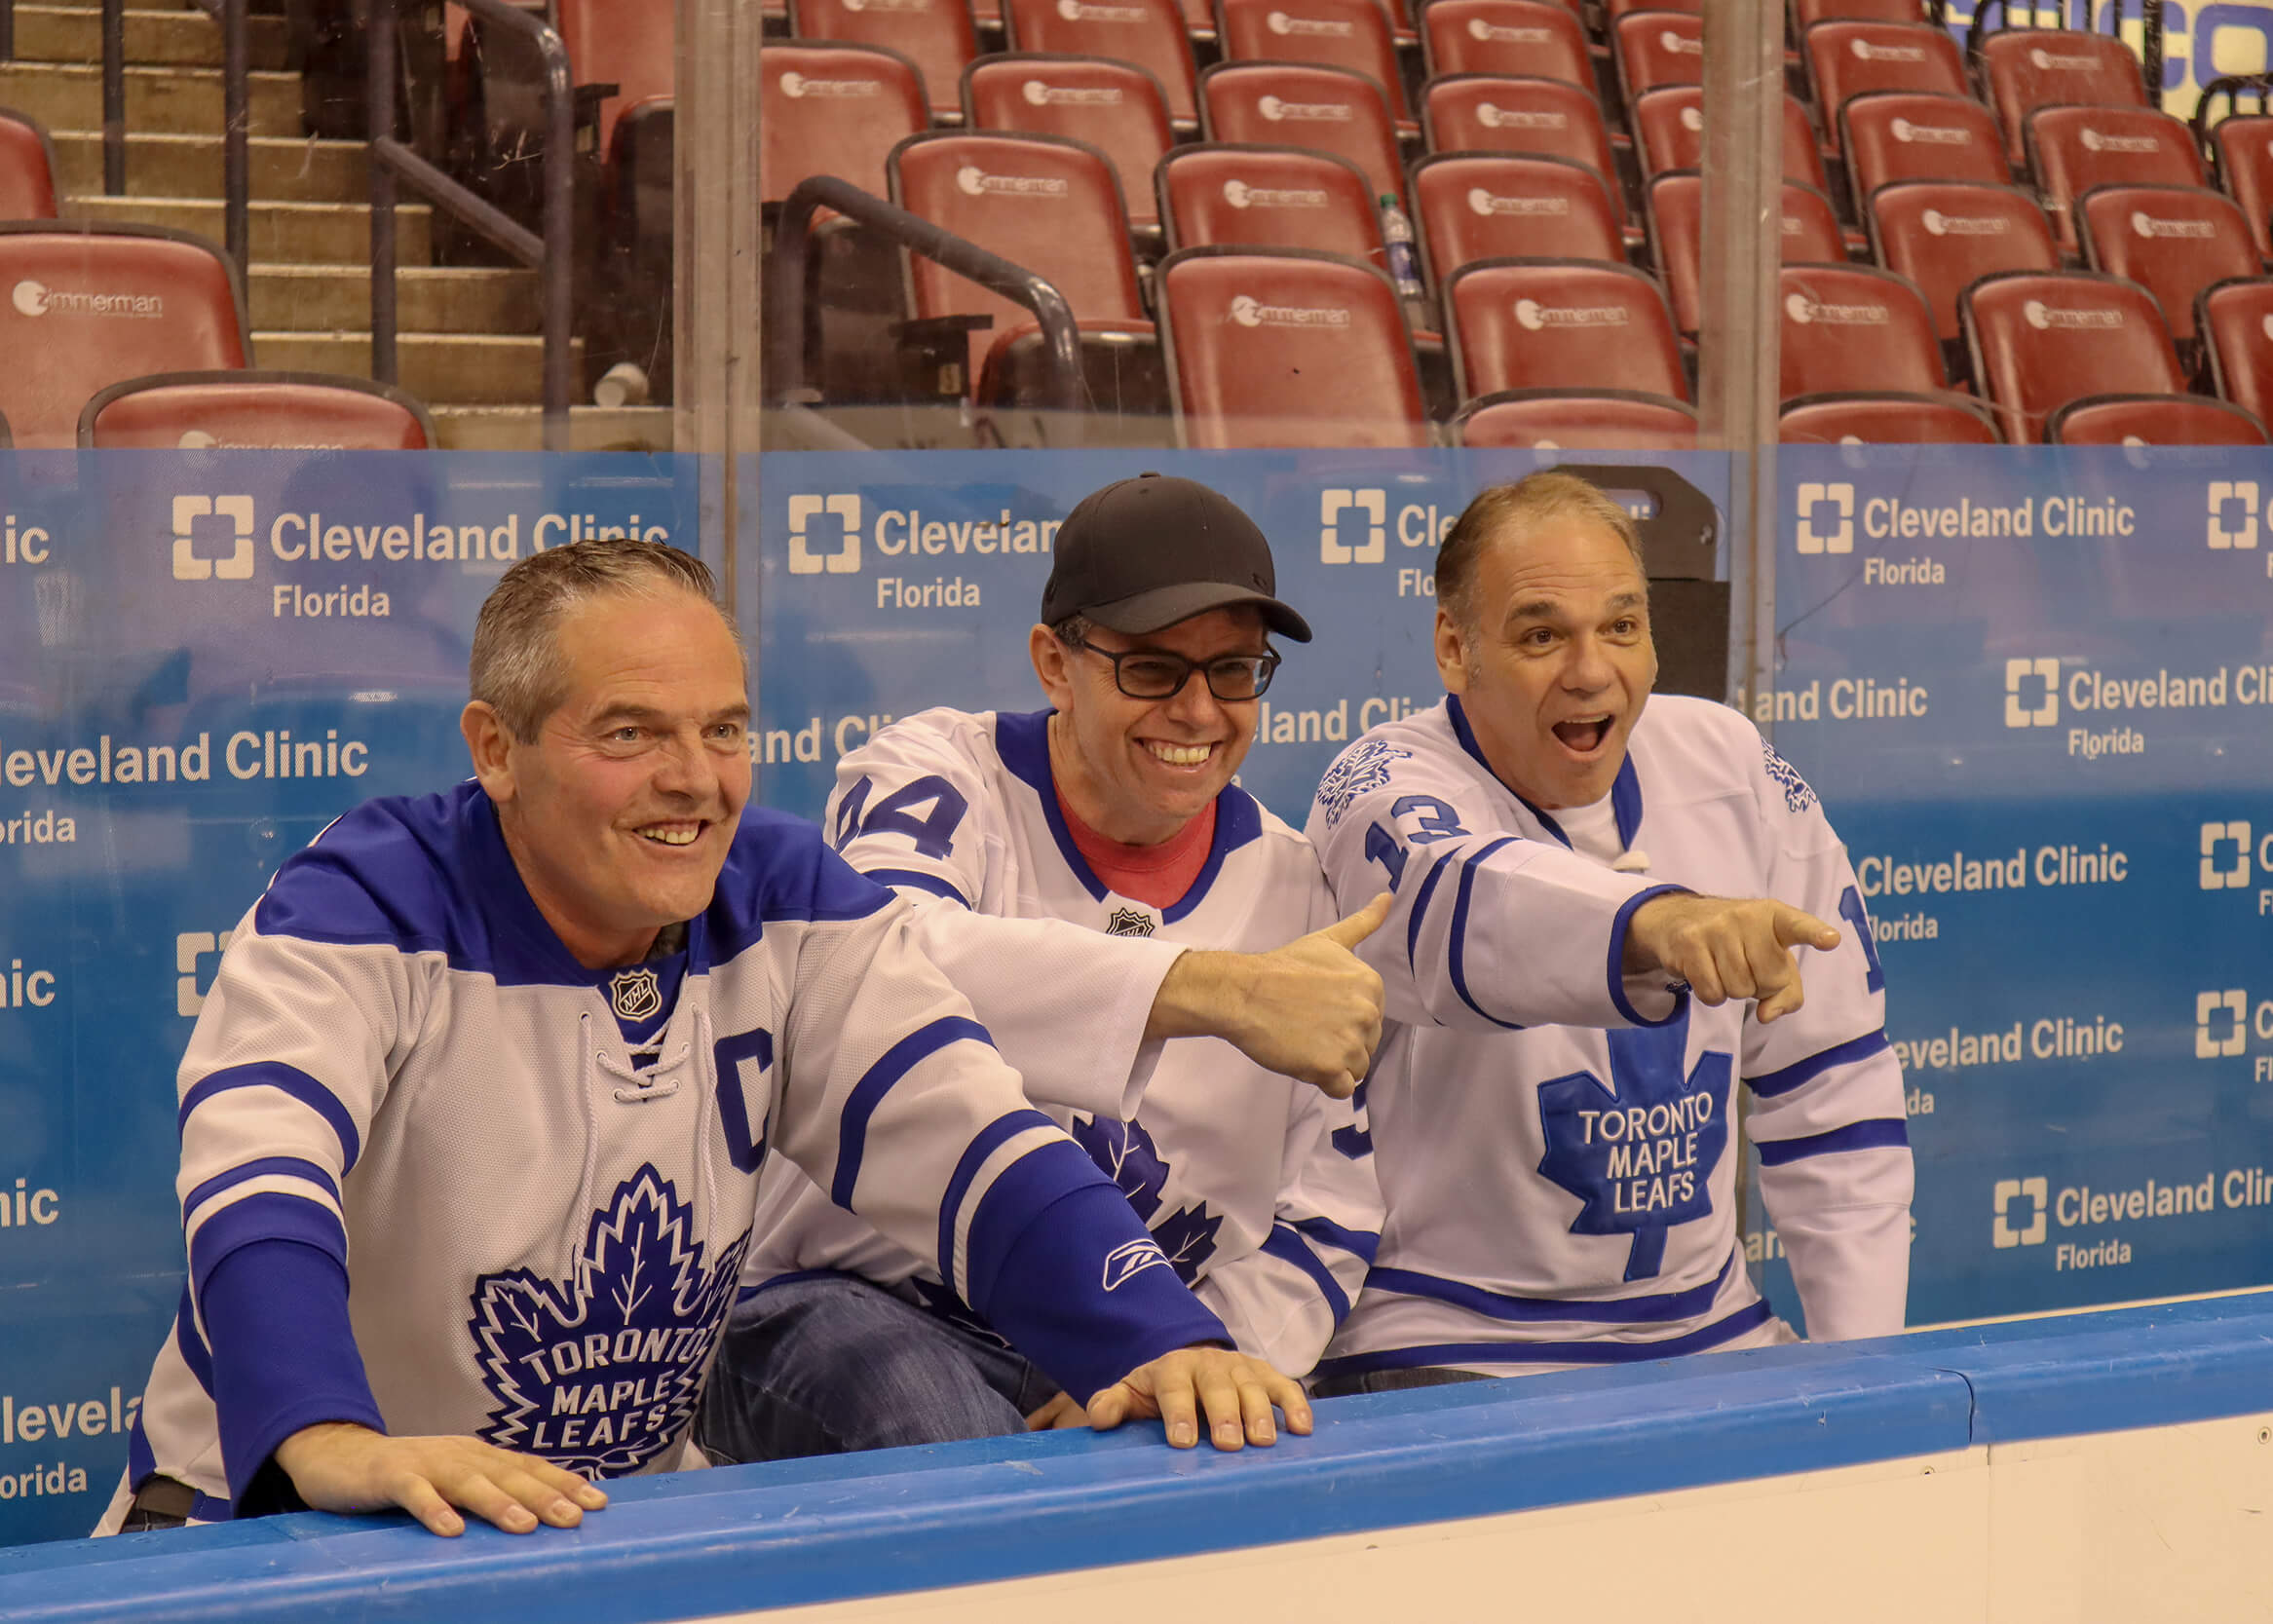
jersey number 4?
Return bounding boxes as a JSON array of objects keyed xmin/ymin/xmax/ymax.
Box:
[{"xmin": 833, "ymin": 774, "xmax": 970, "ymax": 860}]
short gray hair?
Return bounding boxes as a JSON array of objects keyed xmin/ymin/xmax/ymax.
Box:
[
  {"xmin": 472, "ymin": 539, "xmax": 729, "ymax": 739},
  {"xmin": 1434, "ymin": 472, "xmax": 1646, "ymax": 637}
]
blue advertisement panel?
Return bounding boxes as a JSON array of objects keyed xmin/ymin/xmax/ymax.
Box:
[
  {"xmin": 0, "ymin": 451, "xmax": 698, "ymax": 1544},
  {"xmin": 1769, "ymin": 447, "xmax": 2273, "ymax": 1330}
]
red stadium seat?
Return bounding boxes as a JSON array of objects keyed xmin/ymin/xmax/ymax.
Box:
[
  {"xmin": 1630, "ymin": 87, "xmax": 1830, "ymax": 194},
  {"xmin": 2075, "ymin": 183, "xmax": 2257, "ymax": 346},
  {"xmin": 2209, "ymin": 116, "xmax": 2273, "ymax": 261},
  {"xmin": 2047, "ymin": 392, "xmax": 2269, "ymax": 444},
  {"xmin": 1419, "ymin": 0, "xmax": 1591, "ymax": 91},
  {"xmin": 1604, "ymin": 0, "xmax": 1696, "ymax": 17},
  {"xmin": 1779, "ymin": 390, "xmax": 2002, "ymax": 441},
  {"xmin": 0, "ymin": 224, "xmax": 248, "ymax": 448},
  {"xmin": 1412, "ymin": 154, "xmax": 1624, "ymax": 290},
  {"xmin": 889, "ymin": 131, "xmax": 1153, "ymax": 401},
  {"xmin": 790, "ymin": 0, "xmax": 979, "ymax": 121},
  {"xmin": 1866, "ymin": 180, "xmax": 2058, "ymax": 344},
  {"xmin": 1613, "ymin": 12, "xmax": 1706, "ymax": 104},
  {"xmin": 80, "ymin": 371, "xmax": 436, "ymax": 448},
  {"xmin": 1443, "ymin": 257, "xmax": 1688, "ymax": 400},
  {"xmin": 1002, "ymin": 0, "xmax": 1199, "ymax": 125},
  {"xmin": 1780, "ymin": 262, "xmax": 1944, "ymax": 397},
  {"xmin": 555, "ymin": 0, "xmax": 674, "ymax": 158},
  {"xmin": 1791, "ymin": 0, "xmax": 1928, "ymax": 27},
  {"xmin": 1961, "ymin": 269, "xmax": 2184, "ymax": 444},
  {"xmin": 2198, "ymin": 276, "xmax": 2273, "ymax": 427},
  {"xmin": 1801, "ymin": 21, "xmax": 1967, "ymax": 159},
  {"xmin": 1454, "ymin": 387, "xmax": 1697, "ymax": 445},
  {"xmin": 1649, "ymin": 172, "xmax": 1844, "ymax": 335},
  {"xmin": 1155, "ymin": 245, "xmax": 1428, "ymax": 445},
  {"xmin": 761, "ymin": 44, "xmax": 930, "ymax": 206},
  {"xmin": 2027, "ymin": 107, "xmax": 2205, "ymax": 256},
  {"xmin": 1839, "ymin": 92, "xmax": 2009, "ymax": 205},
  {"xmin": 1156, "ymin": 144, "xmax": 1386, "ymax": 264},
  {"xmin": 964, "ymin": 56, "xmax": 1175, "ymax": 230},
  {"xmin": 1216, "ymin": 0, "xmax": 1413, "ymax": 129},
  {"xmin": 1421, "ymin": 78, "xmax": 1622, "ymax": 227},
  {"xmin": 1199, "ymin": 62, "xmax": 1406, "ymax": 205},
  {"xmin": 1975, "ymin": 28, "xmax": 2149, "ymax": 170},
  {"xmin": 0, "ymin": 109, "xmax": 59, "ymax": 220}
]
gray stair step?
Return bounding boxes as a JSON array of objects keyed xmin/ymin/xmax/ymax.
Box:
[
  {"xmin": 249, "ymin": 264, "xmax": 542, "ymax": 334},
  {"xmin": 67, "ymin": 194, "xmax": 430, "ymax": 264},
  {"xmin": 254, "ymin": 330, "xmax": 583, "ymax": 405},
  {"xmin": 434, "ymin": 405, "xmax": 672, "ymax": 452},
  {"xmin": 8, "ymin": 6, "xmax": 290, "ymax": 68},
  {"xmin": 0, "ymin": 61, "xmax": 302, "ymax": 137},
  {"xmin": 52, "ymin": 132, "xmax": 367, "ymax": 202}
]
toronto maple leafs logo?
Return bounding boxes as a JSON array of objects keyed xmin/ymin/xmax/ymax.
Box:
[
  {"xmin": 1067, "ymin": 1114, "xmax": 1222, "ymax": 1282},
  {"xmin": 1761, "ymin": 738, "xmax": 1819, "ymax": 814},
  {"xmin": 1535, "ymin": 1016, "xmax": 1732, "ymax": 1285},
  {"xmin": 609, "ymin": 966, "xmax": 663, "ymax": 1022},
  {"xmin": 469, "ymin": 1166, "xmax": 748, "ymax": 1476},
  {"xmin": 1106, "ymin": 906, "xmax": 1157, "ymax": 937},
  {"xmin": 1313, "ymin": 738, "xmax": 1411, "ymax": 829}
]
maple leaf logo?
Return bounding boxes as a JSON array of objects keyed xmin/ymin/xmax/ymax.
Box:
[
  {"xmin": 469, "ymin": 1165, "xmax": 749, "ymax": 1476},
  {"xmin": 1313, "ymin": 738, "xmax": 1411, "ymax": 829},
  {"xmin": 1066, "ymin": 1114, "xmax": 1221, "ymax": 1283},
  {"xmin": 1535, "ymin": 1016, "xmax": 1732, "ymax": 1284}
]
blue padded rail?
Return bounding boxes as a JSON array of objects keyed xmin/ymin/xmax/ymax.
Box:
[{"xmin": 4, "ymin": 1291, "xmax": 2270, "ymax": 1623}]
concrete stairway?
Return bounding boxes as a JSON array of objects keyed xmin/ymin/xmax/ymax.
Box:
[{"xmin": 2, "ymin": 0, "xmax": 669, "ymax": 449}]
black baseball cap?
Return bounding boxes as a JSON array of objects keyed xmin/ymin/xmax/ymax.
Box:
[{"xmin": 1041, "ymin": 472, "xmax": 1312, "ymax": 642}]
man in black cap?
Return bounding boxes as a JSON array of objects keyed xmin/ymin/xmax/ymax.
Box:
[{"xmin": 696, "ymin": 472, "xmax": 1402, "ymax": 1460}]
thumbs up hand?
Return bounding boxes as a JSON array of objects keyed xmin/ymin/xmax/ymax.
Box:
[{"xmin": 1148, "ymin": 893, "xmax": 1391, "ymax": 1098}]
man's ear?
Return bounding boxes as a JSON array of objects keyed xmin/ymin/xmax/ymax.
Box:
[
  {"xmin": 1029, "ymin": 623, "xmax": 1075, "ymax": 709},
  {"xmin": 461, "ymin": 701, "xmax": 518, "ymax": 805},
  {"xmin": 1433, "ymin": 609, "xmax": 1469, "ymax": 696}
]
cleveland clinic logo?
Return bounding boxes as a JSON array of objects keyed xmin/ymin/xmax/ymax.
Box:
[
  {"xmin": 2207, "ymin": 480, "xmax": 2259, "ymax": 548},
  {"xmin": 171, "ymin": 495, "xmax": 257, "ymax": 582},
  {"xmin": 2197, "ymin": 990, "xmax": 2248, "ymax": 1058},
  {"xmin": 787, "ymin": 494, "xmax": 861, "ymax": 575},
  {"xmin": 2004, "ymin": 657, "xmax": 2060, "ymax": 727},
  {"xmin": 2200, "ymin": 821, "xmax": 2252, "ymax": 888},
  {"xmin": 1320, "ymin": 488, "xmax": 1385, "ymax": 564},
  {"xmin": 1794, "ymin": 481, "xmax": 1852, "ymax": 554},
  {"xmin": 175, "ymin": 928, "xmax": 235, "ymax": 1018},
  {"xmin": 1992, "ymin": 1177, "xmax": 2048, "ymax": 1247}
]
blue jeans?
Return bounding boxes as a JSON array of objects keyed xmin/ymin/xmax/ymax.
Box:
[{"xmin": 696, "ymin": 1272, "xmax": 1062, "ymax": 1463}]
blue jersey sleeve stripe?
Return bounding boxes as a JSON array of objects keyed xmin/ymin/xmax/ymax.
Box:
[
  {"xmin": 936, "ymin": 1108, "xmax": 1061, "ymax": 1301},
  {"xmin": 1449, "ymin": 839, "xmax": 1529, "ymax": 1031},
  {"xmin": 831, "ymin": 1016, "xmax": 995, "ymax": 1210},
  {"xmin": 1291, "ymin": 1214, "xmax": 1381, "ymax": 1265},
  {"xmin": 178, "ymin": 1061, "xmax": 362, "ymax": 1173},
  {"xmin": 1747, "ymin": 1030, "xmax": 1894, "ymax": 1098},
  {"xmin": 1405, "ymin": 850, "xmax": 1456, "ymax": 972},
  {"xmin": 1608, "ymin": 884, "xmax": 1692, "ymax": 1029},
  {"xmin": 1755, "ymin": 1117, "xmax": 1911, "ymax": 1165},
  {"xmin": 182, "ymin": 1156, "xmax": 342, "ymax": 1226},
  {"xmin": 1311, "ymin": 1301, "xmax": 1774, "ymax": 1381},
  {"xmin": 1261, "ymin": 1224, "xmax": 1352, "ymax": 1324},
  {"xmin": 1364, "ymin": 1251, "xmax": 1734, "ymax": 1326},
  {"xmin": 859, "ymin": 868, "xmax": 971, "ymax": 908},
  {"xmin": 187, "ymin": 1190, "xmax": 349, "ymax": 1303}
]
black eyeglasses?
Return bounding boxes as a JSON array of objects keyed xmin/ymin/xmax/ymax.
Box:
[{"xmin": 1067, "ymin": 635, "xmax": 1281, "ymax": 701}]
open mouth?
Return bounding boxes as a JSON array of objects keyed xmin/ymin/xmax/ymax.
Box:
[
  {"xmin": 1144, "ymin": 740, "xmax": 1216, "ymax": 768},
  {"xmin": 1551, "ymin": 716, "xmax": 1612, "ymax": 754},
  {"xmin": 637, "ymin": 822, "xmax": 704, "ymax": 848}
]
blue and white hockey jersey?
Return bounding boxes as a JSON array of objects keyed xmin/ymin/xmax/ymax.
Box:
[
  {"xmin": 1307, "ymin": 697, "xmax": 1913, "ymax": 1380},
  {"xmin": 102, "ymin": 781, "xmax": 1228, "ymax": 1528},
  {"xmin": 746, "ymin": 708, "xmax": 1383, "ymax": 1377}
]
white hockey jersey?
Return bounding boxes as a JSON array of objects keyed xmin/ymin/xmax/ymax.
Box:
[
  {"xmin": 103, "ymin": 781, "xmax": 1227, "ymax": 1528},
  {"xmin": 746, "ymin": 708, "xmax": 1383, "ymax": 1377},
  {"xmin": 1306, "ymin": 696, "xmax": 1913, "ymax": 1381}
]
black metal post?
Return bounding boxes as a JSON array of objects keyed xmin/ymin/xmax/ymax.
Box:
[
  {"xmin": 222, "ymin": 0, "xmax": 247, "ymax": 272},
  {"xmin": 1, "ymin": 0, "xmax": 15, "ymax": 64},
  {"xmin": 369, "ymin": 0, "xmax": 399, "ymax": 386},
  {"xmin": 2142, "ymin": 0, "xmax": 2165, "ymax": 103},
  {"xmin": 101, "ymin": 0, "xmax": 125, "ymax": 194},
  {"xmin": 539, "ymin": 14, "xmax": 574, "ymax": 450}
]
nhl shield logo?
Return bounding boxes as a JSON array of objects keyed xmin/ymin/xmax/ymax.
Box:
[
  {"xmin": 609, "ymin": 966, "xmax": 663, "ymax": 1022},
  {"xmin": 1106, "ymin": 906, "xmax": 1157, "ymax": 938}
]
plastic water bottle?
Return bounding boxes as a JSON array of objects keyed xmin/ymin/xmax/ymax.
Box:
[{"xmin": 1379, "ymin": 194, "xmax": 1424, "ymax": 302}]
